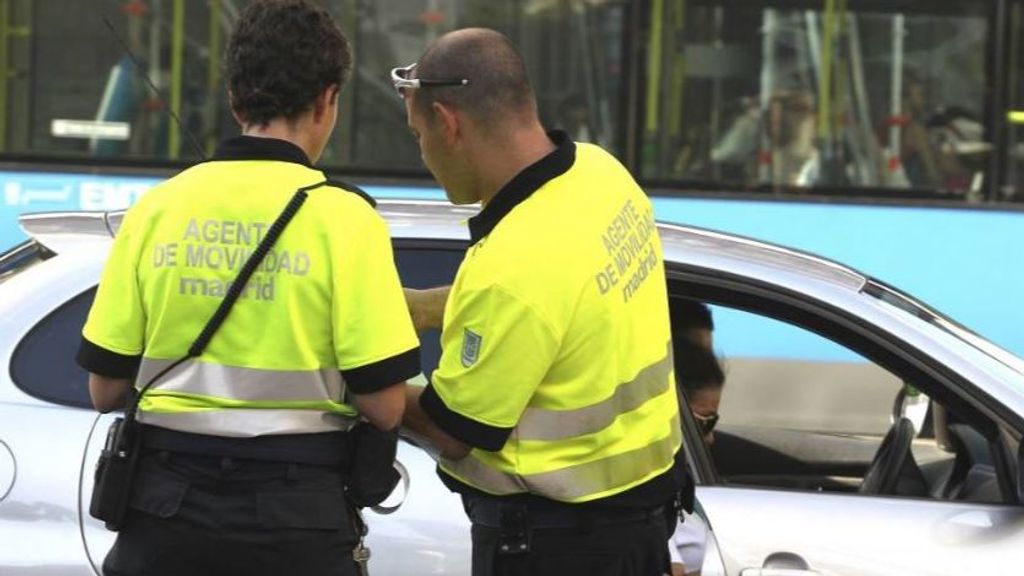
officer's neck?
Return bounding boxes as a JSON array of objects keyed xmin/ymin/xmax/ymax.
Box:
[
  {"xmin": 476, "ymin": 125, "xmax": 556, "ymax": 207},
  {"xmin": 241, "ymin": 117, "xmax": 325, "ymax": 165}
]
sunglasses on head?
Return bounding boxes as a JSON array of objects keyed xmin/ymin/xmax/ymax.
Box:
[
  {"xmin": 693, "ymin": 411, "xmax": 720, "ymax": 436},
  {"xmin": 390, "ymin": 63, "xmax": 469, "ymax": 98}
]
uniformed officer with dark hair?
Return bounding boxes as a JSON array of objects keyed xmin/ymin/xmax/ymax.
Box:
[
  {"xmin": 77, "ymin": 2, "xmax": 419, "ymax": 575},
  {"xmin": 397, "ymin": 28, "xmax": 686, "ymax": 576}
]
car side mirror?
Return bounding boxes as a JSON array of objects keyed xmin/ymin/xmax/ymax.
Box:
[{"xmin": 892, "ymin": 383, "xmax": 929, "ymax": 434}]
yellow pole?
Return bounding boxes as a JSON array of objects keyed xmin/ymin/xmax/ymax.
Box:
[
  {"xmin": 833, "ymin": 0, "xmax": 847, "ymax": 138},
  {"xmin": 818, "ymin": 0, "xmax": 836, "ymax": 141},
  {"xmin": 169, "ymin": 0, "xmax": 185, "ymax": 159},
  {"xmin": 206, "ymin": 0, "xmax": 221, "ymax": 156},
  {"xmin": 668, "ymin": 0, "xmax": 686, "ymax": 140},
  {"xmin": 645, "ymin": 0, "xmax": 664, "ymax": 134}
]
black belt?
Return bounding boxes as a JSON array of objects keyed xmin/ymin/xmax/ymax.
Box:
[
  {"xmin": 464, "ymin": 495, "xmax": 664, "ymax": 530},
  {"xmin": 141, "ymin": 424, "xmax": 352, "ymax": 467}
]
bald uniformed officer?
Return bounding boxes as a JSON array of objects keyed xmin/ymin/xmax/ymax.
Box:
[
  {"xmin": 78, "ymin": 2, "xmax": 418, "ymax": 575},
  {"xmin": 396, "ymin": 28, "xmax": 686, "ymax": 576}
]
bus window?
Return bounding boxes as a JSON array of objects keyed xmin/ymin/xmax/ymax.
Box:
[
  {"xmin": 2, "ymin": 1, "xmax": 626, "ymax": 174},
  {"xmin": 641, "ymin": 0, "xmax": 993, "ymax": 198},
  {"xmin": 1006, "ymin": 1, "xmax": 1024, "ymax": 201},
  {"xmin": 348, "ymin": 0, "xmax": 627, "ymax": 170}
]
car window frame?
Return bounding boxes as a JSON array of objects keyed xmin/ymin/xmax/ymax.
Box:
[
  {"xmin": 0, "ymin": 240, "xmax": 52, "ymax": 284},
  {"xmin": 9, "ymin": 287, "xmax": 97, "ymax": 410},
  {"xmin": 664, "ymin": 262, "xmax": 1020, "ymax": 503}
]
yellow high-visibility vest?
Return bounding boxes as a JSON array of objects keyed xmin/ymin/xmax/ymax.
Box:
[
  {"xmin": 81, "ymin": 137, "xmax": 419, "ymax": 437},
  {"xmin": 421, "ymin": 133, "xmax": 680, "ymax": 503}
]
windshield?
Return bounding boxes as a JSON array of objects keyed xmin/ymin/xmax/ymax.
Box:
[
  {"xmin": 863, "ymin": 279, "xmax": 1024, "ymax": 376},
  {"xmin": 0, "ymin": 241, "xmax": 51, "ymax": 285}
]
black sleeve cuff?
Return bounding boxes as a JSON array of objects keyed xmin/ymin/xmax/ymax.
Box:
[
  {"xmin": 342, "ymin": 347, "xmax": 421, "ymax": 394},
  {"xmin": 420, "ymin": 383, "xmax": 513, "ymax": 452},
  {"xmin": 76, "ymin": 337, "xmax": 141, "ymax": 379}
]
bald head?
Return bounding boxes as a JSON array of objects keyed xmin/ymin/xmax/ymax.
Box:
[{"xmin": 413, "ymin": 28, "xmax": 536, "ymax": 128}]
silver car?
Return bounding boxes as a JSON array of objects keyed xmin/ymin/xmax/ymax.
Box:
[{"xmin": 1, "ymin": 200, "xmax": 1023, "ymax": 575}]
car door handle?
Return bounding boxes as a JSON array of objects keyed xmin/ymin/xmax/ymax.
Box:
[
  {"xmin": 741, "ymin": 552, "xmax": 820, "ymax": 576},
  {"xmin": 741, "ymin": 565, "xmax": 819, "ymax": 569}
]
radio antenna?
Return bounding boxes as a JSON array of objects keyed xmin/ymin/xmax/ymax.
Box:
[{"xmin": 97, "ymin": 4, "xmax": 207, "ymax": 160}]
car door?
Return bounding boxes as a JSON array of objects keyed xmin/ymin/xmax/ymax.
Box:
[
  {"xmin": 667, "ymin": 271, "xmax": 1024, "ymax": 576},
  {"xmin": 77, "ymin": 239, "xmax": 475, "ymax": 576},
  {"xmin": 359, "ymin": 241, "xmax": 472, "ymax": 575},
  {"xmin": 0, "ymin": 243, "xmax": 106, "ymax": 576}
]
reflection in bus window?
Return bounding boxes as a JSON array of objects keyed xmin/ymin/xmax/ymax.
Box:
[
  {"xmin": 1006, "ymin": 1, "xmax": 1024, "ymax": 201},
  {"xmin": 350, "ymin": 0, "xmax": 625, "ymax": 169},
  {"xmin": 4, "ymin": 1, "xmax": 624, "ymax": 173},
  {"xmin": 3, "ymin": 1, "xmax": 1020, "ymax": 203},
  {"xmin": 643, "ymin": 1, "xmax": 992, "ymax": 196}
]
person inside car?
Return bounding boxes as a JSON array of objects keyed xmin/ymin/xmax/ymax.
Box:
[
  {"xmin": 671, "ymin": 298, "xmax": 714, "ymax": 353},
  {"xmin": 667, "ymin": 300, "xmax": 725, "ymax": 576}
]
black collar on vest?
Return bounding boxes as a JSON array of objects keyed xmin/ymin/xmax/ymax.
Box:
[
  {"xmin": 212, "ymin": 136, "xmax": 313, "ymax": 168},
  {"xmin": 467, "ymin": 130, "xmax": 576, "ymax": 245},
  {"xmin": 211, "ymin": 135, "xmax": 378, "ymax": 208}
]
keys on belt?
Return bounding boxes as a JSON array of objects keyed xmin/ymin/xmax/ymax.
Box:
[
  {"xmin": 353, "ymin": 540, "xmax": 371, "ymax": 576},
  {"xmin": 350, "ymin": 502, "xmax": 372, "ymax": 575}
]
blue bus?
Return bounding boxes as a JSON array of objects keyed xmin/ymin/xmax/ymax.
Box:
[{"xmin": 1, "ymin": 0, "xmax": 1023, "ymax": 360}]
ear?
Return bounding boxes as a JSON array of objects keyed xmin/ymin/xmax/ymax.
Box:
[
  {"xmin": 227, "ymin": 90, "xmax": 247, "ymax": 128},
  {"xmin": 231, "ymin": 108, "xmax": 247, "ymax": 129},
  {"xmin": 432, "ymin": 101, "xmax": 461, "ymax": 145},
  {"xmin": 312, "ymin": 85, "xmax": 340, "ymax": 123}
]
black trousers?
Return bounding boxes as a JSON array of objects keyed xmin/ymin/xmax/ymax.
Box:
[
  {"xmin": 103, "ymin": 451, "xmax": 361, "ymax": 576},
  {"xmin": 468, "ymin": 502, "xmax": 670, "ymax": 576}
]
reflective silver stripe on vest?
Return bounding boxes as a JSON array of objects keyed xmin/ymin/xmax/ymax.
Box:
[
  {"xmin": 139, "ymin": 408, "xmax": 356, "ymax": 438},
  {"xmin": 442, "ymin": 413, "xmax": 682, "ymax": 502},
  {"xmin": 137, "ymin": 358, "xmax": 345, "ymax": 403},
  {"xmin": 516, "ymin": 344, "xmax": 673, "ymax": 442}
]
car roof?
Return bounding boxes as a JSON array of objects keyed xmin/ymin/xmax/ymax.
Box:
[{"xmin": 18, "ymin": 199, "xmax": 869, "ymax": 296}]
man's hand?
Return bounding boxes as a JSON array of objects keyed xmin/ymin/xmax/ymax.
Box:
[
  {"xmin": 404, "ymin": 286, "xmax": 450, "ymax": 332},
  {"xmin": 401, "ymin": 385, "xmax": 471, "ymax": 460},
  {"xmin": 89, "ymin": 373, "xmax": 132, "ymax": 413}
]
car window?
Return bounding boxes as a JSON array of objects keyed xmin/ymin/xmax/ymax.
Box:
[
  {"xmin": 701, "ymin": 305, "xmax": 901, "ymax": 493},
  {"xmin": 393, "ymin": 244, "xmax": 464, "ymax": 380},
  {"xmin": 710, "ymin": 305, "xmax": 899, "ymax": 436},
  {"xmin": 0, "ymin": 241, "xmax": 51, "ymax": 285},
  {"xmin": 10, "ymin": 288, "xmax": 95, "ymax": 409},
  {"xmin": 8, "ymin": 244, "xmax": 464, "ymax": 410},
  {"xmin": 670, "ymin": 297, "xmax": 1006, "ymax": 504}
]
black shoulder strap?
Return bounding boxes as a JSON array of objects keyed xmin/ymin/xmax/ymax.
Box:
[
  {"xmin": 123, "ymin": 181, "xmax": 325, "ymax": 424},
  {"xmin": 326, "ymin": 178, "xmax": 377, "ymax": 207}
]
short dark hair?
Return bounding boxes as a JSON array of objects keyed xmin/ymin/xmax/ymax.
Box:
[
  {"xmin": 671, "ymin": 299, "xmax": 714, "ymax": 333},
  {"xmin": 674, "ymin": 339, "xmax": 725, "ymax": 396},
  {"xmin": 226, "ymin": 0, "xmax": 352, "ymax": 126},
  {"xmin": 413, "ymin": 28, "xmax": 535, "ymax": 127}
]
